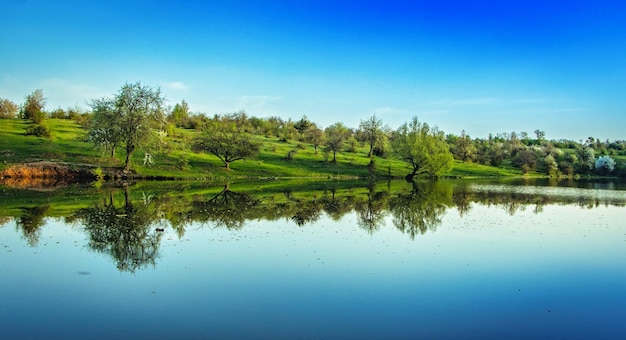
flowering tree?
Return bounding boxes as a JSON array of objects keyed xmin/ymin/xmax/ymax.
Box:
[{"xmin": 594, "ymin": 155, "xmax": 616, "ymax": 175}]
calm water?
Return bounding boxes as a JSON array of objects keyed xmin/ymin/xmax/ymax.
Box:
[{"xmin": 1, "ymin": 180, "xmax": 625, "ymax": 338}]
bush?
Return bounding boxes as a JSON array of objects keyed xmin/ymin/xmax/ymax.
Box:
[
  {"xmin": 176, "ymin": 154, "xmax": 189, "ymax": 170},
  {"xmin": 25, "ymin": 124, "xmax": 51, "ymax": 137},
  {"xmin": 286, "ymin": 149, "xmax": 297, "ymax": 161}
]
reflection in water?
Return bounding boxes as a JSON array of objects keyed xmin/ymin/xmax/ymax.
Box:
[
  {"xmin": 5, "ymin": 179, "xmax": 626, "ymax": 272},
  {"xmin": 355, "ymin": 189, "xmax": 388, "ymax": 234},
  {"xmin": 15, "ymin": 205, "xmax": 50, "ymax": 247},
  {"xmin": 72, "ymin": 186, "xmax": 163, "ymax": 272},
  {"xmin": 191, "ymin": 185, "xmax": 261, "ymax": 230},
  {"xmin": 290, "ymin": 197, "xmax": 322, "ymax": 227},
  {"xmin": 389, "ymin": 181, "xmax": 453, "ymax": 239}
]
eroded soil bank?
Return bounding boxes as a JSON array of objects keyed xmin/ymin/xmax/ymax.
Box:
[{"xmin": 0, "ymin": 161, "xmax": 96, "ymax": 190}]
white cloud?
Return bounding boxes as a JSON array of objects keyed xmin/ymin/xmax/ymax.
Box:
[{"xmin": 164, "ymin": 81, "xmax": 190, "ymax": 91}]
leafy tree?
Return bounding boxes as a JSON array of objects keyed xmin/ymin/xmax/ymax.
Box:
[
  {"xmin": 452, "ymin": 130, "xmax": 476, "ymax": 162},
  {"xmin": 294, "ymin": 116, "xmax": 311, "ymax": 140},
  {"xmin": 392, "ymin": 117, "xmax": 454, "ymax": 180},
  {"xmin": 594, "ymin": 155, "xmax": 616, "ymax": 175},
  {"xmin": 534, "ymin": 129, "xmax": 546, "ymax": 143},
  {"xmin": 359, "ymin": 114, "xmax": 385, "ymax": 157},
  {"xmin": 170, "ymin": 99, "xmax": 190, "ymax": 127},
  {"xmin": 192, "ymin": 117, "xmax": 260, "ymax": 170},
  {"xmin": 306, "ymin": 125, "xmax": 325, "ymax": 154},
  {"xmin": 513, "ymin": 148, "xmax": 537, "ymax": 173},
  {"xmin": 0, "ymin": 98, "xmax": 18, "ymax": 119},
  {"xmin": 577, "ymin": 146, "xmax": 596, "ymax": 173},
  {"xmin": 544, "ymin": 154, "xmax": 558, "ymax": 176},
  {"xmin": 21, "ymin": 89, "xmax": 46, "ymax": 123},
  {"xmin": 88, "ymin": 82, "xmax": 165, "ymax": 171},
  {"xmin": 88, "ymin": 97, "xmax": 122, "ymax": 159},
  {"xmin": 324, "ymin": 122, "xmax": 349, "ymax": 163}
]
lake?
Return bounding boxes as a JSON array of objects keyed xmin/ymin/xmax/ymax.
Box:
[{"xmin": 1, "ymin": 179, "xmax": 625, "ymax": 338}]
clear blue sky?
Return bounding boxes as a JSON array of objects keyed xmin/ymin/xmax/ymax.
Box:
[{"xmin": 2, "ymin": 0, "xmax": 625, "ymax": 141}]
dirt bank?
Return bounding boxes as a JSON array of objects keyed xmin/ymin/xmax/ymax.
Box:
[{"xmin": 0, "ymin": 161, "xmax": 96, "ymax": 189}]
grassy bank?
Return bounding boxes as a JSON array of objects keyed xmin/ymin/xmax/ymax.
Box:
[{"xmin": 0, "ymin": 118, "xmax": 524, "ymax": 179}]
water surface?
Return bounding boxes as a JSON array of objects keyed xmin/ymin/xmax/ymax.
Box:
[{"xmin": 1, "ymin": 180, "xmax": 625, "ymax": 338}]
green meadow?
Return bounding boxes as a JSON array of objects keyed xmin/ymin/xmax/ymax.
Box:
[{"xmin": 0, "ymin": 118, "xmax": 523, "ymax": 180}]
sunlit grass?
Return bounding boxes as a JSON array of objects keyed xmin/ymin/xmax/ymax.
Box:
[{"xmin": 0, "ymin": 118, "xmax": 526, "ymax": 178}]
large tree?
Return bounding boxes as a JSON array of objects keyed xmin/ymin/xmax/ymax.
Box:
[
  {"xmin": 324, "ymin": 122, "xmax": 349, "ymax": 163},
  {"xmin": 392, "ymin": 117, "xmax": 454, "ymax": 180},
  {"xmin": 88, "ymin": 82, "xmax": 165, "ymax": 171},
  {"xmin": 192, "ymin": 117, "xmax": 260, "ymax": 170},
  {"xmin": 359, "ymin": 114, "xmax": 385, "ymax": 157}
]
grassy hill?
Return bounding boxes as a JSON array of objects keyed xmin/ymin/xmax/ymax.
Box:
[{"xmin": 1, "ymin": 118, "xmax": 524, "ymax": 179}]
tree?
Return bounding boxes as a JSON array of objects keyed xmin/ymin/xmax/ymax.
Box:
[
  {"xmin": 513, "ymin": 148, "xmax": 537, "ymax": 173},
  {"xmin": 21, "ymin": 89, "xmax": 46, "ymax": 123},
  {"xmin": 170, "ymin": 99, "xmax": 190, "ymax": 127},
  {"xmin": 88, "ymin": 97, "xmax": 121, "ymax": 159},
  {"xmin": 306, "ymin": 125, "xmax": 325, "ymax": 154},
  {"xmin": 544, "ymin": 154, "xmax": 558, "ymax": 176},
  {"xmin": 192, "ymin": 117, "xmax": 260, "ymax": 170},
  {"xmin": 359, "ymin": 114, "xmax": 385, "ymax": 157},
  {"xmin": 392, "ymin": 117, "xmax": 454, "ymax": 180},
  {"xmin": 453, "ymin": 130, "xmax": 476, "ymax": 162},
  {"xmin": 0, "ymin": 98, "xmax": 18, "ymax": 119},
  {"xmin": 578, "ymin": 146, "xmax": 596, "ymax": 173},
  {"xmin": 594, "ymin": 155, "xmax": 616, "ymax": 175},
  {"xmin": 294, "ymin": 116, "xmax": 311, "ymax": 140},
  {"xmin": 88, "ymin": 82, "xmax": 165, "ymax": 171},
  {"xmin": 534, "ymin": 129, "xmax": 546, "ymax": 143},
  {"xmin": 324, "ymin": 122, "xmax": 349, "ymax": 163}
]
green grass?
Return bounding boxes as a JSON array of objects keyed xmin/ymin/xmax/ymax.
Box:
[{"xmin": 1, "ymin": 118, "xmax": 526, "ymax": 179}]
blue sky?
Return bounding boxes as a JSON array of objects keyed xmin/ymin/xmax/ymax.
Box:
[{"xmin": 2, "ymin": 0, "xmax": 625, "ymax": 140}]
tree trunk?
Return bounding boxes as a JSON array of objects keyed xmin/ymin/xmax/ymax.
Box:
[
  {"xmin": 124, "ymin": 148, "xmax": 133, "ymax": 171},
  {"xmin": 332, "ymin": 150, "xmax": 337, "ymax": 163},
  {"xmin": 225, "ymin": 161, "xmax": 230, "ymax": 170}
]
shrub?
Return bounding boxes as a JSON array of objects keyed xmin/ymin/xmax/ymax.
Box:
[{"xmin": 25, "ymin": 124, "xmax": 51, "ymax": 137}]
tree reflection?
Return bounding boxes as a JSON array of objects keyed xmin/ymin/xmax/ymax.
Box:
[
  {"xmin": 15, "ymin": 205, "xmax": 50, "ymax": 247},
  {"xmin": 74, "ymin": 185, "xmax": 163, "ymax": 273},
  {"xmin": 320, "ymin": 188, "xmax": 356, "ymax": 221},
  {"xmin": 191, "ymin": 185, "xmax": 260, "ymax": 230},
  {"xmin": 355, "ymin": 182, "xmax": 389, "ymax": 234},
  {"xmin": 291, "ymin": 197, "xmax": 323, "ymax": 226},
  {"xmin": 389, "ymin": 181, "xmax": 453, "ymax": 239},
  {"xmin": 452, "ymin": 182, "xmax": 473, "ymax": 217}
]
